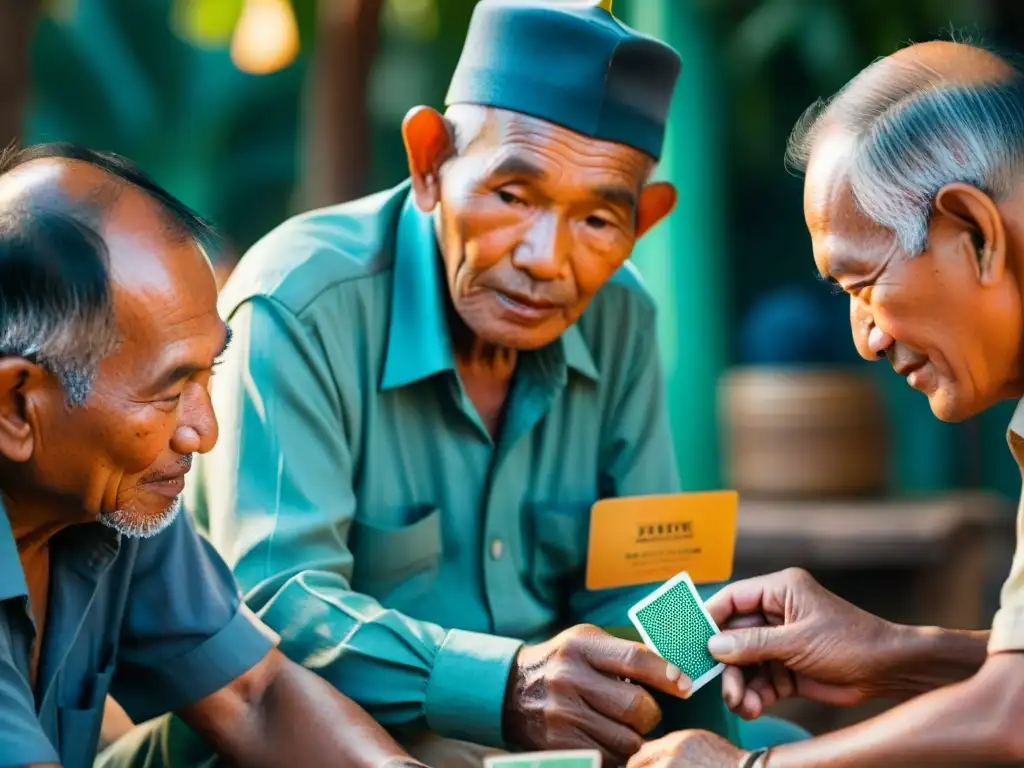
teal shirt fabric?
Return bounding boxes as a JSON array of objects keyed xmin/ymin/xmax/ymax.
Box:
[
  {"xmin": 0, "ymin": 502, "xmax": 275, "ymax": 768},
  {"xmin": 189, "ymin": 180, "xmax": 683, "ymax": 747}
]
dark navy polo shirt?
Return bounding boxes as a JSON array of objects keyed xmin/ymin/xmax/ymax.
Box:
[{"xmin": 0, "ymin": 503, "xmax": 276, "ymax": 768}]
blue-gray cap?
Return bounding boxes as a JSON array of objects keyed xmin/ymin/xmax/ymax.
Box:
[{"xmin": 445, "ymin": 0, "xmax": 682, "ymax": 160}]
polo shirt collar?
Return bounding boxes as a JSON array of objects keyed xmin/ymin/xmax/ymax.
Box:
[
  {"xmin": 1011, "ymin": 398, "xmax": 1024, "ymax": 439},
  {"xmin": 1009, "ymin": 399, "xmax": 1024, "ymax": 469},
  {"xmin": 380, "ymin": 187, "xmax": 600, "ymax": 391},
  {"xmin": 0, "ymin": 498, "xmax": 28, "ymax": 602}
]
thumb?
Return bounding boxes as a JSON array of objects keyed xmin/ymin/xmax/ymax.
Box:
[{"xmin": 706, "ymin": 625, "xmax": 798, "ymax": 665}]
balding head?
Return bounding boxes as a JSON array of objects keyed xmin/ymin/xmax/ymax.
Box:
[
  {"xmin": 0, "ymin": 143, "xmax": 215, "ymax": 404},
  {"xmin": 789, "ymin": 41, "xmax": 1024, "ymax": 255}
]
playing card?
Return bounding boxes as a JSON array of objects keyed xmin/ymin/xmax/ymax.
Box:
[
  {"xmin": 627, "ymin": 570, "xmax": 725, "ymax": 694},
  {"xmin": 484, "ymin": 750, "xmax": 601, "ymax": 768}
]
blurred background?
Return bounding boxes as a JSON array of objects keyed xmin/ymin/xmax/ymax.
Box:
[{"xmin": 8, "ymin": 0, "xmax": 1024, "ymax": 737}]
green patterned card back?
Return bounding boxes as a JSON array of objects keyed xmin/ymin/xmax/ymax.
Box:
[
  {"xmin": 628, "ymin": 571, "xmax": 725, "ymax": 692},
  {"xmin": 485, "ymin": 750, "xmax": 600, "ymax": 768}
]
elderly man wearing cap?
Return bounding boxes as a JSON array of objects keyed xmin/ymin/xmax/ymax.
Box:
[
  {"xmin": 626, "ymin": 39, "xmax": 1024, "ymax": 768},
  {"xmin": 142, "ymin": 1, "xmax": 808, "ymax": 766}
]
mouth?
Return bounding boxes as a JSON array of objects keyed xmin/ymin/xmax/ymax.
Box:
[
  {"xmin": 140, "ymin": 473, "xmax": 186, "ymax": 499},
  {"xmin": 894, "ymin": 360, "xmax": 929, "ymax": 390},
  {"xmin": 140, "ymin": 458, "xmax": 192, "ymax": 499},
  {"xmin": 894, "ymin": 360, "xmax": 925, "ymax": 378},
  {"xmin": 494, "ymin": 290, "xmax": 561, "ymax": 323}
]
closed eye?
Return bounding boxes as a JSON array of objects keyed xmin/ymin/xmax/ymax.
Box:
[
  {"xmin": 815, "ymin": 270, "xmax": 846, "ymax": 295},
  {"xmin": 497, "ymin": 189, "xmax": 525, "ymax": 206}
]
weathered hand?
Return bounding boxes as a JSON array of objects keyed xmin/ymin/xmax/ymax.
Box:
[
  {"xmin": 626, "ymin": 730, "xmax": 750, "ymax": 768},
  {"xmin": 704, "ymin": 567, "xmax": 903, "ymax": 718},
  {"xmin": 503, "ymin": 624, "xmax": 692, "ymax": 764}
]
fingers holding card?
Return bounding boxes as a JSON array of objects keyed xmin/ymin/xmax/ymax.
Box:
[{"xmin": 628, "ymin": 571, "xmax": 726, "ymax": 696}]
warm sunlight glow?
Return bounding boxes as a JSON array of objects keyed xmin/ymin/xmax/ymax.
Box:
[{"xmin": 230, "ymin": 0, "xmax": 299, "ymax": 75}]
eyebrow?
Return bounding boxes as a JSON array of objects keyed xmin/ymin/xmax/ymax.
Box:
[
  {"xmin": 595, "ymin": 185, "xmax": 637, "ymax": 212},
  {"xmin": 488, "ymin": 155, "xmax": 637, "ymax": 212},
  {"xmin": 489, "ymin": 155, "xmax": 545, "ymax": 180},
  {"xmin": 817, "ymin": 245, "xmax": 877, "ymax": 279},
  {"xmin": 153, "ymin": 324, "xmax": 232, "ymax": 391}
]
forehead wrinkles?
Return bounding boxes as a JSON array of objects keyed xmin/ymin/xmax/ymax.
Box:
[{"xmin": 485, "ymin": 111, "xmax": 649, "ymax": 182}]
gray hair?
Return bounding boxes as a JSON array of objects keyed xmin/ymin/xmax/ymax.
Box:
[
  {"xmin": 0, "ymin": 205, "xmax": 120, "ymax": 406},
  {"xmin": 787, "ymin": 53, "xmax": 1024, "ymax": 255}
]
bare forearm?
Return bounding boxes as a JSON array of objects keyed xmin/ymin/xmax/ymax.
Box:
[
  {"xmin": 245, "ymin": 667, "xmax": 418, "ymax": 767},
  {"xmin": 184, "ymin": 653, "xmax": 421, "ymax": 768},
  {"xmin": 872, "ymin": 624, "xmax": 989, "ymax": 700},
  {"xmin": 767, "ymin": 654, "xmax": 1023, "ymax": 768}
]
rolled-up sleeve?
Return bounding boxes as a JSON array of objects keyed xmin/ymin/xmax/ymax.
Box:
[
  {"xmin": 990, "ymin": 492, "xmax": 1024, "ymax": 653},
  {"xmin": 109, "ymin": 510, "xmax": 278, "ymax": 723},
  {"xmin": 0, "ymin": 619, "xmax": 59, "ymax": 766},
  {"xmin": 194, "ymin": 296, "xmax": 519, "ymax": 747}
]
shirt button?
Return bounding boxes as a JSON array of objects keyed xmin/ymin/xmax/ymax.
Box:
[{"xmin": 490, "ymin": 538, "xmax": 504, "ymax": 560}]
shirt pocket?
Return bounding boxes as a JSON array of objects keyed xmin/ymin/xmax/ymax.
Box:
[
  {"xmin": 349, "ymin": 505, "xmax": 443, "ymax": 606},
  {"xmin": 58, "ymin": 657, "xmax": 116, "ymax": 768},
  {"xmin": 528, "ymin": 502, "xmax": 591, "ymax": 600}
]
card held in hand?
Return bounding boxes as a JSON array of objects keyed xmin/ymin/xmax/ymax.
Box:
[
  {"xmin": 627, "ymin": 570, "xmax": 725, "ymax": 694},
  {"xmin": 484, "ymin": 750, "xmax": 601, "ymax": 768}
]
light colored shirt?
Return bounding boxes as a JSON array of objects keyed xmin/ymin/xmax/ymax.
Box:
[
  {"xmin": 188, "ymin": 180, "xmax": 684, "ymax": 747},
  {"xmin": 0, "ymin": 503, "xmax": 275, "ymax": 768},
  {"xmin": 990, "ymin": 400, "xmax": 1024, "ymax": 653}
]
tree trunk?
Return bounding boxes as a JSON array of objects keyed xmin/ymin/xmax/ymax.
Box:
[
  {"xmin": 0, "ymin": 0, "xmax": 43, "ymax": 148},
  {"xmin": 301, "ymin": 0, "xmax": 385, "ymax": 208}
]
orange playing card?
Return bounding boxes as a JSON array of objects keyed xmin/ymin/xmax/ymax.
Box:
[{"xmin": 585, "ymin": 491, "xmax": 738, "ymax": 590}]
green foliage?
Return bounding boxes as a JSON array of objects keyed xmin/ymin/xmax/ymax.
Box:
[
  {"xmin": 171, "ymin": 0, "xmax": 244, "ymax": 47},
  {"xmin": 27, "ymin": 0, "xmax": 309, "ymax": 257},
  {"xmin": 698, "ymin": 0, "xmax": 983, "ymax": 167},
  {"xmin": 170, "ymin": 0, "xmax": 316, "ymax": 49}
]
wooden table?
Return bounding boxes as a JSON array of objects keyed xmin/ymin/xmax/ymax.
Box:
[{"xmin": 732, "ymin": 491, "xmax": 1017, "ymax": 735}]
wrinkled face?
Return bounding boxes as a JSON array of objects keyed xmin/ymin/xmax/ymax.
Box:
[
  {"xmin": 28, "ymin": 198, "xmax": 225, "ymax": 537},
  {"xmin": 807, "ymin": 134, "xmax": 1024, "ymax": 421},
  {"xmin": 435, "ymin": 110, "xmax": 652, "ymax": 350}
]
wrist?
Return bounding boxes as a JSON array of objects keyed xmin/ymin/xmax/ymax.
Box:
[
  {"xmin": 501, "ymin": 647, "xmax": 527, "ymax": 746},
  {"xmin": 741, "ymin": 748, "xmax": 771, "ymax": 768},
  {"xmin": 870, "ymin": 624, "xmax": 987, "ymax": 699}
]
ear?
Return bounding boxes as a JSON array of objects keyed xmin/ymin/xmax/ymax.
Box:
[
  {"xmin": 0, "ymin": 358, "xmax": 46, "ymax": 463},
  {"xmin": 934, "ymin": 182, "xmax": 1006, "ymax": 287},
  {"xmin": 401, "ymin": 106, "xmax": 454, "ymax": 213},
  {"xmin": 636, "ymin": 181, "xmax": 677, "ymax": 239}
]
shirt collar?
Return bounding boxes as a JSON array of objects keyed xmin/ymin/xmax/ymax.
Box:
[
  {"xmin": 0, "ymin": 499, "xmax": 28, "ymax": 602},
  {"xmin": 1009, "ymin": 399, "xmax": 1024, "ymax": 462},
  {"xmin": 0, "ymin": 497, "xmax": 122, "ymax": 605},
  {"xmin": 380, "ymin": 187, "xmax": 600, "ymax": 391},
  {"xmin": 1010, "ymin": 398, "xmax": 1024, "ymax": 438}
]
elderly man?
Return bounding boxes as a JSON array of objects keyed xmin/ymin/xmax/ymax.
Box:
[
  {"xmin": 0, "ymin": 142, "xmax": 425, "ymax": 768},
  {"xmin": 180, "ymin": 0, "xmax": 804, "ymax": 765},
  {"xmin": 629, "ymin": 40, "xmax": 1024, "ymax": 768}
]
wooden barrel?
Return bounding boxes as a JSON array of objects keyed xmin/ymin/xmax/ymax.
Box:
[{"xmin": 718, "ymin": 366, "xmax": 889, "ymax": 498}]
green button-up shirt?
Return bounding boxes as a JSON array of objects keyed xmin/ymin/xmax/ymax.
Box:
[{"xmin": 189, "ymin": 180, "xmax": 683, "ymax": 747}]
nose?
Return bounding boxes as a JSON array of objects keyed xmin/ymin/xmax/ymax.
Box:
[
  {"xmin": 868, "ymin": 325, "xmax": 894, "ymax": 357},
  {"xmin": 850, "ymin": 297, "xmax": 893, "ymax": 361},
  {"xmin": 511, "ymin": 213, "xmax": 566, "ymax": 280},
  {"xmin": 170, "ymin": 381, "xmax": 219, "ymax": 455}
]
